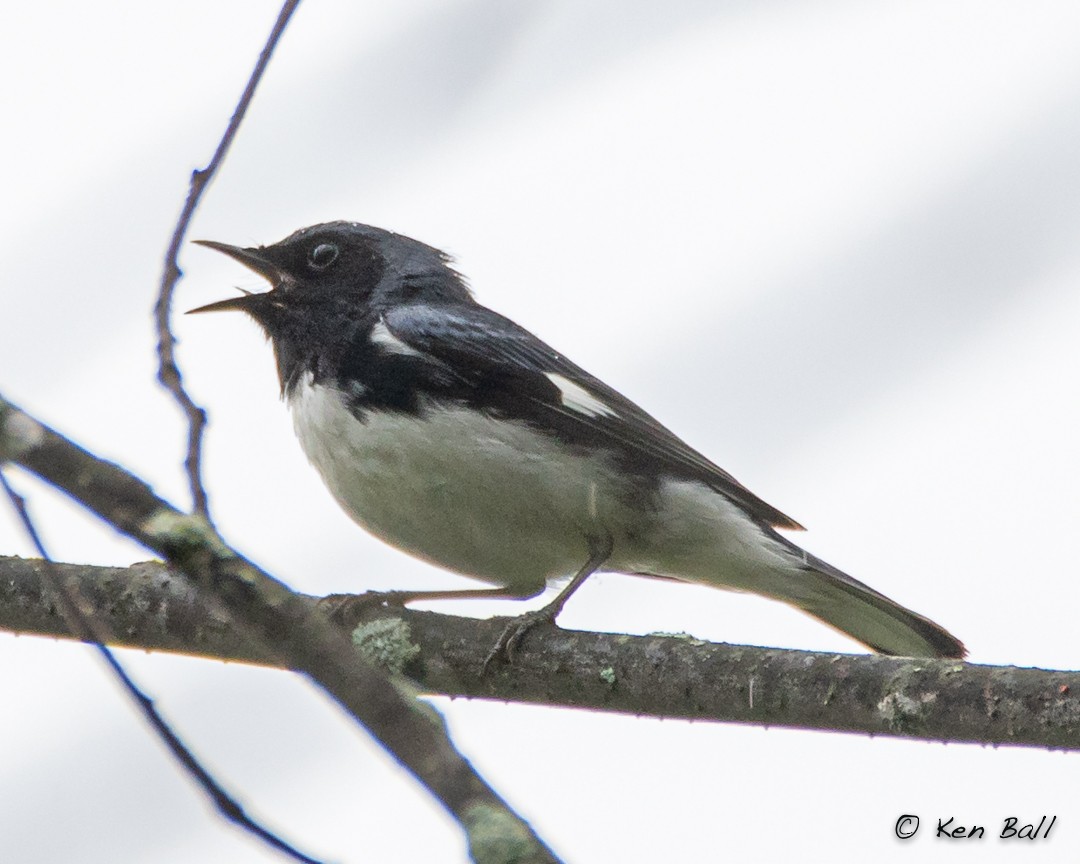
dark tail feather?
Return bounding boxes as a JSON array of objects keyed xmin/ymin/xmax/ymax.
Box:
[{"xmin": 772, "ymin": 537, "xmax": 965, "ymax": 659}]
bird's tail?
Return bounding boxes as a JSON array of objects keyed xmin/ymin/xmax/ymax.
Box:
[{"xmin": 767, "ymin": 535, "xmax": 965, "ymax": 658}]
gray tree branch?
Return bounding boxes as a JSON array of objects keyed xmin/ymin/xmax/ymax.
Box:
[
  {"xmin": 2, "ymin": 553, "xmax": 1078, "ymax": 751},
  {"xmin": 0, "ymin": 395, "xmax": 560, "ymax": 864}
]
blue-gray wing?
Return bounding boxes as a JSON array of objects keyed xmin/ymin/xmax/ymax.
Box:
[{"xmin": 382, "ymin": 303, "xmax": 803, "ymax": 530}]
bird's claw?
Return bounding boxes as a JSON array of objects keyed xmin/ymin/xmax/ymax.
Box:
[
  {"xmin": 480, "ymin": 608, "xmax": 557, "ymax": 674},
  {"xmin": 317, "ymin": 590, "xmax": 412, "ymax": 628}
]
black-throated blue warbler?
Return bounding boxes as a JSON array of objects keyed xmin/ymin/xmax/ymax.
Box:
[{"xmin": 191, "ymin": 222, "xmax": 964, "ymax": 659}]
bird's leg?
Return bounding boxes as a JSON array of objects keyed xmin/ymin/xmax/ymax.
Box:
[
  {"xmin": 319, "ymin": 586, "xmax": 541, "ymax": 630},
  {"xmin": 482, "ymin": 533, "xmax": 613, "ymax": 672}
]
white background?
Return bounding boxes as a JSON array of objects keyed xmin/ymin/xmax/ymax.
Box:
[{"xmin": 3, "ymin": 1, "xmax": 1079, "ymax": 861}]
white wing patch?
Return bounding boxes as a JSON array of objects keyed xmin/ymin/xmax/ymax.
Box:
[
  {"xmin": 370, "ymin": 319, "xmax": 425, "ymax": 358},
  {"xmin": 545, "ymin": 372, "xmax": 617, "ymax": 419}
]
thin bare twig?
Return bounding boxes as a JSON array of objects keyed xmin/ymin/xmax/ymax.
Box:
[
  {"xmin": 154, "ymin": 0, "xmax": 302, "ymax": 519},
  {"xmin": 30, "ymin": 3, "xmax": 322, "ymax": 857},
  {"xmin": 0, "ymin": 472, "xmax": 322, "ymax": 864}
]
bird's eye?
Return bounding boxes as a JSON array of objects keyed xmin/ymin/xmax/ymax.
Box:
[{"xmin": 308, "ymin": 243, "xmax": 339, "ymax": 270}]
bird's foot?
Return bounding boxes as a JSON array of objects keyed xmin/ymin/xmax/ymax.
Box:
[
  {"xmin": 317, "ymin": 590, "xmax": 413, "ymax": 629},
  {"xmin": 481, "ymin": 607, "xmax": 559, "ymax": 673}
]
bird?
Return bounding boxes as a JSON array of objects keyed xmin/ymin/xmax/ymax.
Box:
[{"xmin": 190, "ymin": 221, "xmax": 965, "ymax": 660}]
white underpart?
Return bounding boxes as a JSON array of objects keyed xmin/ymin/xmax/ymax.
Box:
[
  {"xmin": 289, "ymin": 377, "xmax": 636, "ymax": 593},
  {"xmin": 624, "ymin": 478, "xmax": 805, "ymax": 597},
  {"xmin": 288, "ymin": 375, "xmax": 809, "ymax": 601},
  {"xmin": 289, "ymin": 377, "xmax": 948, "ymax": 655},
  {"xmin": 370, "ymin": 318, "xmax": 425, "ymax": 358},
  {"xmin": 544, "ymin": 372, "xmax": 618, "ymax": 418}
]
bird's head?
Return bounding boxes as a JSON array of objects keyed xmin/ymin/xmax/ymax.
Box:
[{"xmin": 189, "ymin": 221, "xmax": 471, "ymax": 335}]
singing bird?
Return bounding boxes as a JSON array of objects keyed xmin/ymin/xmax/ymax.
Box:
[{"xmin": 192, "ymin": 222, "xmax": 964, "ymax": 660}]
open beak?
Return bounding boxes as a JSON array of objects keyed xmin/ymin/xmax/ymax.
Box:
[{"xmin": 187, "ymin": 240, "xmax": 281, "ymax": 315}]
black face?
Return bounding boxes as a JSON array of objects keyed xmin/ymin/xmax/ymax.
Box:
[
  {"xmin": 192, "ymin": 222, "xmax": 470, "ymax": 322},
  {"xmin": 247, "ymin": 224, "xmax": 389, "ymax": 302},
  {"xmin": 191, "ymin": 224, "xmax": 388, "ymax": 329},
  {"xmin": 190, "ymin": 221, "xmax": 473, "ymax": 393}
]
